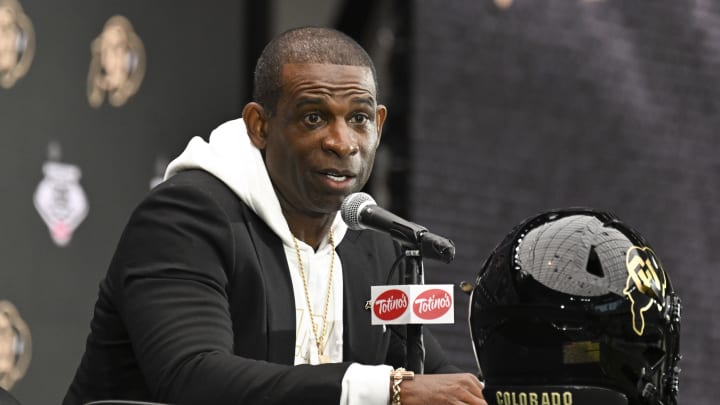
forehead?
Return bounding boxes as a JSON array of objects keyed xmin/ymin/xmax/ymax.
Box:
[{"xmin": 279, "ymin": 63, "xmax": 376, "ymax": 100}]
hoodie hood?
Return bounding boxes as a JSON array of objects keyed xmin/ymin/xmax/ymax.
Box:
[{"xmin": 164, "ymin": 118, "xmax": 347, "ymax": 247}]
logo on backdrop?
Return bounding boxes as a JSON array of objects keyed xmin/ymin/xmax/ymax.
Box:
[
  {"xmin": 34, "ymin": 143, "xmax": 89, "ymax": 246},
  {"xmin": 0, "ymin": 300, "xmax": 31, "ymax": 390},
  {"xmin": 87, "ymin": 15, "xmax": 145, "ymax": 108},
  {"xmin": 0, "ymin": 0, "xmax": 34, "ymax": 89}
]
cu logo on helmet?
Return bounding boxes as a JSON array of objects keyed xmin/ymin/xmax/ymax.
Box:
[
  {"xmin": 413, "ymin": 289, "xmax": 452, "ymax": 320},
  {"xmin": 623, "ymin": 246, "xmax": 667, "ymax": 336},
  {"xmin": 374, "ymin": 289, "xmax": 409, "ymax": 321}
]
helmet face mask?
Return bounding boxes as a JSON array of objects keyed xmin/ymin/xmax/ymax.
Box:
[{"xmin": 469, "ymin": 208, "xmax": 681, "ymax": 405}]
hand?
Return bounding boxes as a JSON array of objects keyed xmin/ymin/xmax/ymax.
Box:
[{"xmin": 398, "ymin": 373, "xmax": 487, "ymax": 405}]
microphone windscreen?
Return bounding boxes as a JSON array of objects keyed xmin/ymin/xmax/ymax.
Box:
[{"xmin": 341, "ymin": 192, "xmax": 376, "ymax": 230}]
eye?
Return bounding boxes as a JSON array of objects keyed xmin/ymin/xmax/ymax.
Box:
[
  {"xmin": 303, "ymin": 113, "xmax": 323, "ymax": 126},
  {"xmin": 350, "ymin": 113, "xmax": 369, "ymax": 125}
]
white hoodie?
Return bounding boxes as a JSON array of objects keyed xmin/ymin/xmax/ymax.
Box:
[{"xmin": 165, "ymin": 118, "xmax": 392, "ymax": 405}]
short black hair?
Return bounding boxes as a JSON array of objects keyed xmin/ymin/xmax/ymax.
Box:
[{"xmin": 252, "ymin": 26, "xmax": 378, "ymax": 114}]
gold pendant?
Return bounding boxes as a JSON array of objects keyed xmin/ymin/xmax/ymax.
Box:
[{"xmin": 318, "ymin": 353, "xmax": 331, "ymax": 364}]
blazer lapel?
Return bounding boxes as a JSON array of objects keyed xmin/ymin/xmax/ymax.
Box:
[
  {"xmin": 246, "ymin": 213, "xmax": 296, "ymax": 365},
  {"xmin": 338, "ymin": 230, "xmax": 389, "ymax": 364}
]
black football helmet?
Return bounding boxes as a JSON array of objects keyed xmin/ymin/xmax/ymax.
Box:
[{"xmin": 469, "ymin": 208, "xmax": 681, "ymax": 405}]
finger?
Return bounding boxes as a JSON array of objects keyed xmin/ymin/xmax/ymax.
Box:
[
  {"xmin": 455, "ymin": 391, "xmax": 488, "ymax": 405},
  {"xmin": 459, "ymin": 374, "xmax": 485, "ymax": 399}
]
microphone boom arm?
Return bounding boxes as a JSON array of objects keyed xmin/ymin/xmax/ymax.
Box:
[{"xmin": 358, "ymin": 205, "xmax": 455, "ymax": 263}]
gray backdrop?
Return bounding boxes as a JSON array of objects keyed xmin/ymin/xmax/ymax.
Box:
[
  {"xmin": 413, "ymin": 1, "xmax": 719, "ymax": 405},
  {"xmin": 0, "ymin": 1, "xmax": 244, "ymax": 403},
  {"xmin": 1, "ymin": 0, "xmax": 718, "ymax": 404}
]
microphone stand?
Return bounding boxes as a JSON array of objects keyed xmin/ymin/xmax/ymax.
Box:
[
  {"xmin": 342, "ymin": 193, "xmax": 455, "ymax": 374},
  {"xmin": 403, "ymin": 248, "xmax": 425, "ymax": 374}
]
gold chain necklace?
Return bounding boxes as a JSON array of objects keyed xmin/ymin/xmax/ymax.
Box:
[{"xmin": 292, "ymin": 229, "xmax": 335, "ymax": 364}]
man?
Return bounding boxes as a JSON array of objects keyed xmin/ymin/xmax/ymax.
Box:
[{"xmin": 64, "ymin": 27, "xmax": 486, "ymax": 405}]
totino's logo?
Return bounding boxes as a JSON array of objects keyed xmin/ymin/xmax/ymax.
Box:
[
  {"xmin": 413, "ymin": 289, "xmax": 452, "ymax": 320},
  {"xmin": 623, "ymin": 246, "xmax": 667, "ymax": 336},
  {"xmin": 373, "ymin": 289, "xmax": 408, "ymax": 321}
]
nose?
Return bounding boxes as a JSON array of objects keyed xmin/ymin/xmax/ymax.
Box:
[{"xmin": 322, "ymin": 121, "xmax": 359, "ymax": 158}]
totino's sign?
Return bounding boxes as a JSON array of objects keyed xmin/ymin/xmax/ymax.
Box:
[{"xmin": 370, "ymin": 285, "xmax": 454, "ymax": 325}]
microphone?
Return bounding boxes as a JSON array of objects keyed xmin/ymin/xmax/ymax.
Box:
[{"xmin": 341, "ymin": 192, "xmax": 455, "ymax": 263}]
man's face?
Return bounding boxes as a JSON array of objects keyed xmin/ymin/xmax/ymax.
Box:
[{"xmin": 262, "ymin": 63, "xmax": 386, "ymax": 218}]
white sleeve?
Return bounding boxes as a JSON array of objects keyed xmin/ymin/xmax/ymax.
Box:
[{"xmin": 339, "ymin": 363, "xmax": 393, "ymax": 405}]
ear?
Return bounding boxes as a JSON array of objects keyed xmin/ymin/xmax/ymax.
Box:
[
  {"xmin": 374, "ymin": 104, "xmax": 388, "ymax": 149},
  {"xmin": 242, "ymin": 102, "xmax": 269, "ymax": 150}
]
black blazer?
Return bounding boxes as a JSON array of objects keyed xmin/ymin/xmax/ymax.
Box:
[{"xmin": 63, "ymin": 170, "xmax": 456, "ymax": 405}]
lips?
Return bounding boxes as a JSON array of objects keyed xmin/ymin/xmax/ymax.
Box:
[
  {"xmin": 317, "ymin": 168, "xmax": 357, "ymax": 190},
  {"xmin": 326, "ymin": 173, "xmax": 348, "ymax": 181},
  {"xmin": 325, "ymin": 173, "xmax": 348, "ymax": 181},
  {"xmin": 319, "ymin": 168, "xmax": 356, "ymax": 182}
]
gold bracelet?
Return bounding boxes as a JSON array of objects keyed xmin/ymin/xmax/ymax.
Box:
[{"xmin": 390, "ymin": 367, "xmax": 415, "ymax": 405}]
